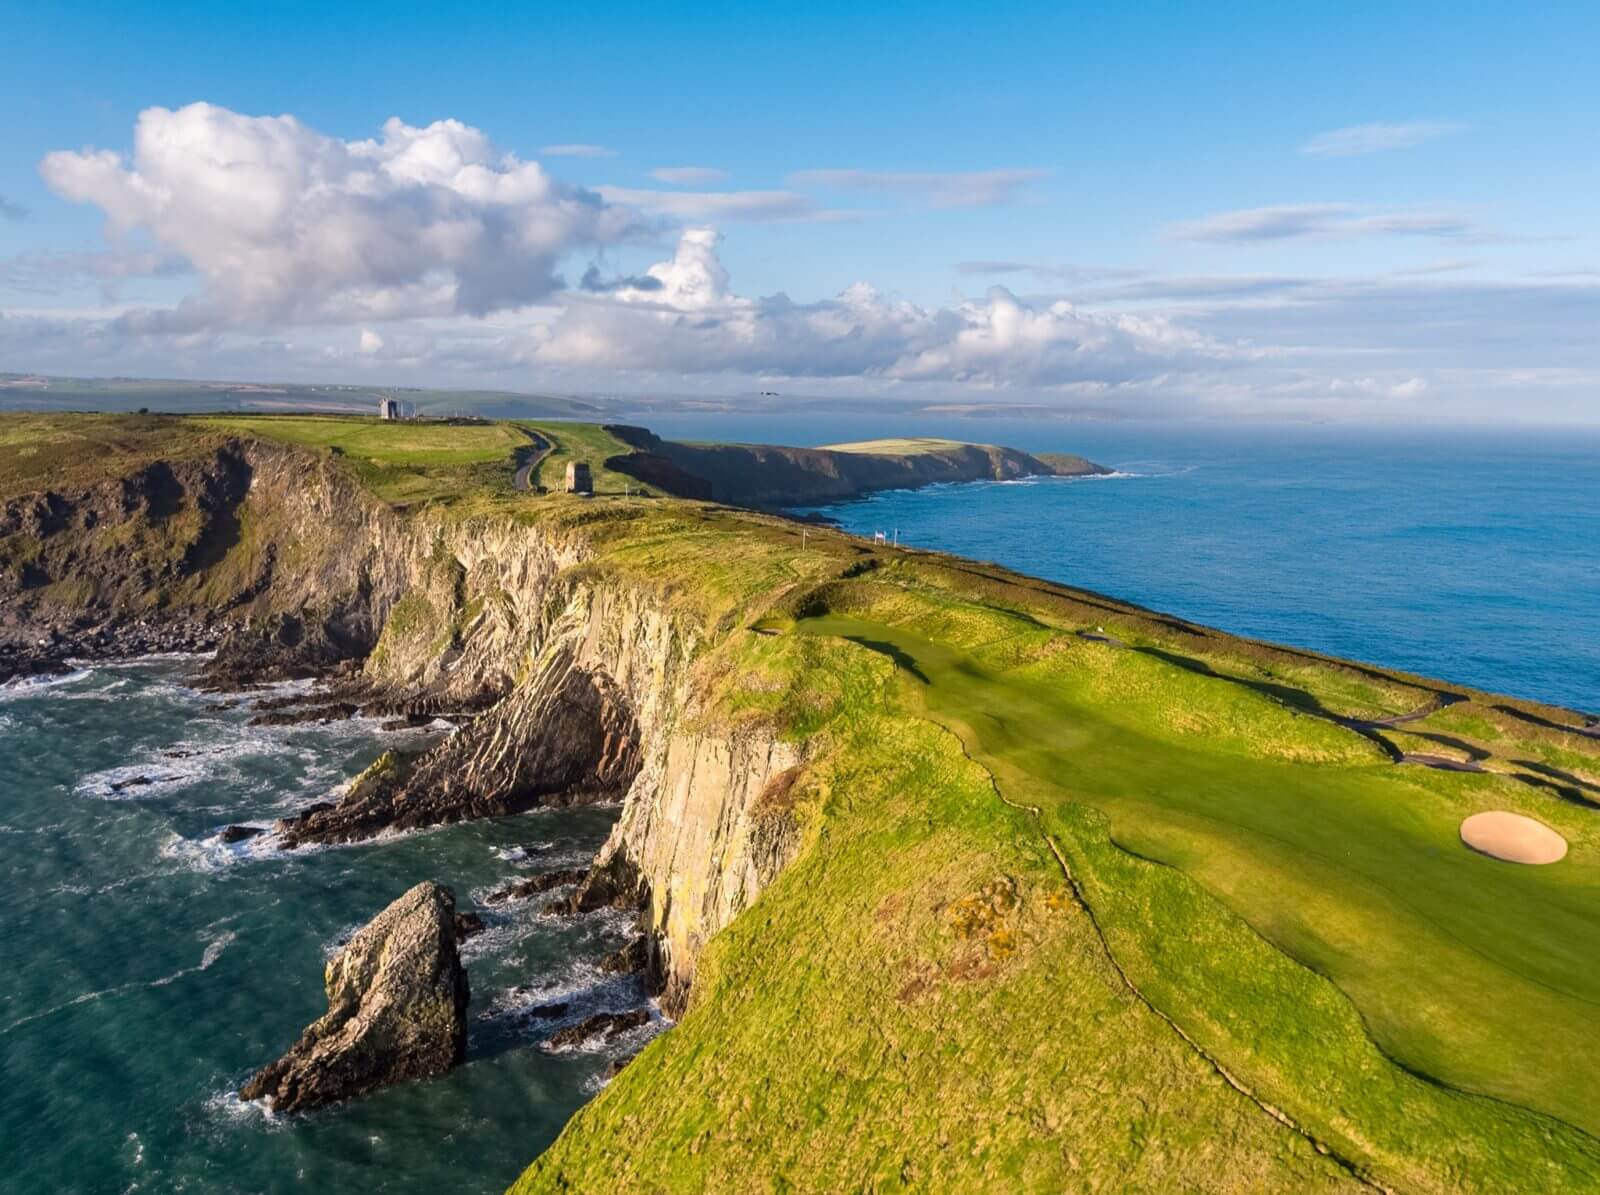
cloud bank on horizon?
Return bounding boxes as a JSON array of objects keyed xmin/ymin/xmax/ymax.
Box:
[{"xmin": 4, "ymin": 100, "xmax": 1595, "ymax": 422}]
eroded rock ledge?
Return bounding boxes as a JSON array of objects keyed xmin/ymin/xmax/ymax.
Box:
[
  {"xmin": 241, "ymin": 881, "xmax": 470, "ymax": 1113},
  {"xmin": 4, "ymin": 436, "xmax": 813, "ymax": 1020}
]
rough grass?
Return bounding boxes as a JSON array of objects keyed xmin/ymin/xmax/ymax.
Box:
[
  {"xmin": 517, "ymin": 421, "xmax": 642, "ymax": 495},
  {"xmin": 0, "ymin": 413, "xmax": 221, "ymax": 500},
  {"xmin": 8, "ymin": 414, "xmax": 1600, "ymax": 1191},
  {"xmin": 199, "ymin": 415, "xmax": 527, "ymax": 505}
]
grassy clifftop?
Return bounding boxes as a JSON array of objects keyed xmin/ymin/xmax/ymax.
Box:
[{"xmin": 6, "ymin": 413, "xmax": 1600, "ymax": 1191}]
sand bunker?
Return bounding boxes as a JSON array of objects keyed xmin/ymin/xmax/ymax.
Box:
[{"xmin": 1459, "ymin": 811, "xmax": 1568, "ymax": 864}]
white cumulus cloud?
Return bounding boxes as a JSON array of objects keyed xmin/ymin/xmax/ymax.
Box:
[
  {"xmin": 39, "ymin": 103, "xmax": 646, "ymax": 327},
  {"xmin": 520, "ymin": 229, "xmax": 1247, "ymax": 386}
]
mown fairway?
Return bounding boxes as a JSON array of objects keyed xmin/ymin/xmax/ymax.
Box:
[{"xmin": 792, "ymin": 610, "xmax": 1600, "ymax": 1169}]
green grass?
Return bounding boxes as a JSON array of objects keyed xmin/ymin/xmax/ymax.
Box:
[
  {"xmin": 517, "ymin": 420, "xmax": 644, "ymax": 495},
  {"xmin": 522, "ymin": 551, "xmax": 1600, "ymax": 1190},
  {"xmin": 772, "ymin": 611, "xmax": 1600, "ymax": 1186},
  {"xmin": 0, "ymin": 413, "xmax": 221, "ymax": 500},
  {"xmin": 10, "ymin": 412, "xmax": 1600, "ymax": 1190},
  {"xmin": 817, "ymin": 436, "xmax": 974, "ymax": 454}
]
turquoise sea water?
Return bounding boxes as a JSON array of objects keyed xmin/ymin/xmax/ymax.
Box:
[
  {"xmin": 0, "ymin": 660, "xmax": 655, "ymax": 1194},
  {"xmin": 643, "ymin": 415, "xmax": 1600, "ymax": 713}
]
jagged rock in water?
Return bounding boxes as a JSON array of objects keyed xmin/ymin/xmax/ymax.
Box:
[
  {"xmin": 239, "ymin": 881, "xmax": 469, "ymax": 1113},
  {"xmin": 484, "ymin": 868, "xmax": 588, "ymax": 905},
  {"xmin": 453, "ymin": 911, "xmax": 486, "ymax": 940},
  {"xmin": 605, "ymin": 1053, "xmax": 637, "ymax": 1078},
  {"xmin": 598, "ymin": 935, "xmax": 651, "ymax": 975},
  {"xmin": 544, "ymin": 1009, "xmax": 650, "ymax": 1050},
  {"xmin": 556, "ymin": 853, "xmax": 648, "ymax": 916},
  {"xmin": 218, "ymin": 823, "xmax": 264, "ymax": 844},
  {"xmin": 248, "ymin": 701, "xmax": 358, "ymax": 727},
  {"xmin": 277, "ymin": 646, "xmax": 641, "ymax": 847}
]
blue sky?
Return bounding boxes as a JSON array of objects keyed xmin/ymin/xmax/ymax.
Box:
[{"xmin": 2, "ymin": 1, "xmax": 1596, "ymax": 421}]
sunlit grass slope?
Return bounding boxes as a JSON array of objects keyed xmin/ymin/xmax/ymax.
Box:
[
  {"xmin": 516, "ymin": 420, "xmax": 641, "ymax": 494},
  {"xmin": 8, "ymin": 414, "xmax": 1599, "ymax": 1190},
  {"xmin": 508, "ymin": 509, "xmax": 1600, "ymax": 1188}
]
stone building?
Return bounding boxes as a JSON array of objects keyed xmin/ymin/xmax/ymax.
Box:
[
  {"xmin": 565, "ymin": 461, "xmax": 593, "ymax": 494},
  {"xmin": 378, "ymin": 398, "xmax": 401, "ymax": 420}
]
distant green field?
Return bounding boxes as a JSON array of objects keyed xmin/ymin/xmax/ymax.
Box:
[
  {"xmin": 199, "ymin": 415, "xmax": 530, "ymax": 504},
  {"xmin": 519, "ymin": 420, "xmax": 648, "ymax": 494},
  {"xmin": 818, "ymin": 436, "xmax": 972, "ymax": 454}
]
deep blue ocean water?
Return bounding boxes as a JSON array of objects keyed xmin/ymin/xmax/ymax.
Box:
[
  {"xmin": 0, "ymin": 661, "xmax": 656, "ymax": 1194},
  {"xmin": 641, "ymin": 414, "xmax": 1600, "ymax": 713}
]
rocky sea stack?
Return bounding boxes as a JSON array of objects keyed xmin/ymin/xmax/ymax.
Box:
[{"xmin": 241, "ymin": 881, "xmax": 470, "ymax": 1113}]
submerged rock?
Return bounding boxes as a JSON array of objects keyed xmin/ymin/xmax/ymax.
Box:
[
  {"xmin": 218, "ymin": 823, "xmax": 264, "ymax": 844},
  {"xmin": 484, "ymin": 867, "xmax": 588, "ymax": 905},
  {"xmin": 240, "ymin": 881, "xmax": 470, "ymax": 1113},
  {"xmin": 545, "ymin": 1009, "xmax": 650, "ymax": 1050},
  {"xmin": 247, "ymin": 701, "xmax": 358, "ymax": 728}
]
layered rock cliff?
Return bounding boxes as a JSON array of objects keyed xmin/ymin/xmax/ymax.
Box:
[
  {"xmin": 1, "ymin": 435, "xmax": 811, "ymax": 1012},
  {"xmin": 602, "ymin": 424, "xmax": 1110, "ymax": 507}
]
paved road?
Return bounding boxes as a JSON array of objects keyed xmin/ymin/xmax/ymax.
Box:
[{"xmin": 513, "ymin": 430, "xmax": 551, "ymax": 492}]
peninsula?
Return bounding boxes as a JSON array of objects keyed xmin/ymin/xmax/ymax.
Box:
[{"xmin": 4, "ymin": 412, "xmax": 1599, "ymax": 1193}]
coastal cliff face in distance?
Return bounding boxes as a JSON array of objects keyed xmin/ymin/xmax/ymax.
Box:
[
  {"xmin": 601, "ymin": 425, "xmax": 1110, "ymax": 507},
  {"xmin": 240, "ymin": 881, "xmax": 470, "ymax": 1113}
]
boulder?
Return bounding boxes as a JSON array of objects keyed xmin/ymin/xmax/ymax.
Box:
[{"xmin": 240, "ymin": 881, "xmax": 470, "ymax": 1112}]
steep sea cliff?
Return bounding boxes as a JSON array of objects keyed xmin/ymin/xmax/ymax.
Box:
[{"xmin": 1, "ymin": 436, "xmax": 812, "ymax": 1013}]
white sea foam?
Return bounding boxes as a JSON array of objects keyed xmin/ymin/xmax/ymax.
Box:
[
  {"xmin": 205, "ymin": 1086, "xmax": 281, "ymax": 1129},
  {"xmin": 0, "ymin": 668, "xmax": 93, "ymax": 700}
]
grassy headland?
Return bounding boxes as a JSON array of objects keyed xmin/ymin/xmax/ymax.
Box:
[{"xmin": 5, "ymin": 412, "xmax": 1599, "ymax": 1191}]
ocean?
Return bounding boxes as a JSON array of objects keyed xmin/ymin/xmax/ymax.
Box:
[
  {"xmin": 643, "ymin": 414, "xmax": 1600, "ymax": 714},
  {"xmin": 3, "ymin": 416, "xmax": 1595, "ymax": 1194},
  {"xmin": 0, "ymin": 660, "xmax": 654, "ymax": 1194}
]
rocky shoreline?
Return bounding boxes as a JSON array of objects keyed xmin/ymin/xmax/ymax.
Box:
[{"xmin": 0, "ymin": 617, "xmax": 221, "ymax": 686}]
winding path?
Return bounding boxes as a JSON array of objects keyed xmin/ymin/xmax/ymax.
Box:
[{"xmin": 512, "ymin": 430, "xmax": 552, "ymax": 493}]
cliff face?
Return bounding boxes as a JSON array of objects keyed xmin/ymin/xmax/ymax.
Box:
[
  {"xmin": 1, "ymin": 437, "xmax": 808, "ymax": 1011},
  {"xmin": 603, "ymin": 425, "xmax": 1109, "ymax": 507}
]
